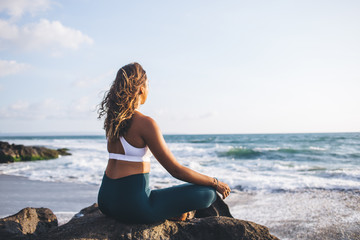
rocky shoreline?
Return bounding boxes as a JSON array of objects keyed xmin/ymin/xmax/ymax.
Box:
[
  {"xmin": 0, "ymin": 141, "xmax": 71, "ymax": 163},
  {"xmin": 0, "ymin": 195, "xmax": 279, "ymax": 240}
]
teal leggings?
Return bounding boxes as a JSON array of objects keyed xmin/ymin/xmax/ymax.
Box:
[{"xmin": 97, "ymin": 173, "xmax": 217, "ymax": 224}]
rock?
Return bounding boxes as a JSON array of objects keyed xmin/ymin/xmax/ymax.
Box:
[
  {"xmin": 41, "ymin": 203, "xmax": 278, "ymax": 240},
  {"xmin": 0, "ymin": 141, "xmax": 71, "ymax": 163},
  {"xmin": 195, "ymin": 193, "xmax": 233, "ymax": 218},
  {"xmin": 0, "ymin": 196, "xmax": 279, "ymax": 240},
  {"xmin": 56, "ymin": 148, "xmax": 71, "ymax": 156},
  {"xmin": 0, "ymin": 207, "xmax": 58, "ymax": 240}
]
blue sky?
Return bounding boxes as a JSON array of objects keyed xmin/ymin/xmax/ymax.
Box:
[{"xmin": 0, "ymin": 0, "xmax": 359, "ymax": 134}]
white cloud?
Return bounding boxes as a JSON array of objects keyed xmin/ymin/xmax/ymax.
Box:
[
  {"xmin": 68, "ymin": 97, "xmax": 92, "ymax": 115},
  {"xmin": 0, "ymin": 19, "xmax": 18, "ymax": 40},
  {"xmin": 0, "ymin": 59, "xmax": 29, "ymax": 77},
  {"xmin": 0, "ymin": 99, "xmax": 63, "ymax": 120},
  {"xmin": 0, "ymin": 97, "xmax": 96, "ymax": 120},
  {"xmin": 0, "ymin": 19, "xmax": 93, "ymax": 51},
  {"xmin": 0, "ymin": 0, "xmax": 51, "ymax": 18},
  {"xmin": 0, "ymin": 100, "xmax": 29, "ymax": 119},
  {"xmin": 9, "ymin": 100, "xmax": 29, "ymax": 110}
]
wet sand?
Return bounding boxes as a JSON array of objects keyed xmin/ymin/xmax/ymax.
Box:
[{"xmin": 0, "ymin": 174, "xmax": 98, "ymax": 224}]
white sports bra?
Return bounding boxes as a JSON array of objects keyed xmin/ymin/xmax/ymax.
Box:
[{"xmin": 108, "ymin": 136, "xmax": 152, "ymax": 162}]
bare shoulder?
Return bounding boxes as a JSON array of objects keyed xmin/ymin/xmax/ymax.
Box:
[
  {"xmin": 132, "ymin": 112, "xmax": 165, "ymax": 149},
  {"xmin": 132, "ymin": 111, "xmax": 158, "ymax": 131}
]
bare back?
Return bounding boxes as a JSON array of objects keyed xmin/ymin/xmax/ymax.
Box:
[
  {"xmin": 105, "ymin": 111, "xmax": 150, "ymax": 179},
  {"xmin": 103, "ymin": 110, "xmax": 229, "ymax": 198}
]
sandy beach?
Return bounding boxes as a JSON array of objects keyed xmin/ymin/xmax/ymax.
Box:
[{"xmin": 0, "ymin": 174, "xmax": 99, "ymax": 225}]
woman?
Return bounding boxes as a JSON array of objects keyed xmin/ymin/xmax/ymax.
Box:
[{"xmin": 97, "ymin": 62, "xmax": 231, "ymax": 224}]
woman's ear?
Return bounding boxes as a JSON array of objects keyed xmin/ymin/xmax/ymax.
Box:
[{"xmin": 139, "ymin": 86, "xmax": 145, "ymax": 95}]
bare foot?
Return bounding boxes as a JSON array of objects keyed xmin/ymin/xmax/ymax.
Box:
[
  {"xmin": 187, "ymin": 210, "xmax": 196, "ymax": 220},
  {"xmin": 169, "ymin": 212, "xmax": 188, "ymax": 221},
  {"xmin": 169, "ymin": 210, "xmax": 196, "ymax": 221}
]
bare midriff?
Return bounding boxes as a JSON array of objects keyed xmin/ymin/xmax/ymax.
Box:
[{"xmin": 105, "ymin": 159, "xmax": 150, "ymax": 179}]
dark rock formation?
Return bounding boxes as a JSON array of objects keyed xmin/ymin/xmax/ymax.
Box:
[
  {"xmin": 0, "ymin": 207, "xmax": 57, "ymax": 240},
  {"xmin": 44, "ymin": 203, "xmax": 279, "ymax": 240},
  {"xmin": 0, "ymin": 196, "xmax": 279, "ymax": 240},
  {"xmin": 0, "ymin": 141, "xmax": 71, "ymax": 163},
  {"xmin": 195, "ymin": 193, "xmax": 233, "ymax": 218}
]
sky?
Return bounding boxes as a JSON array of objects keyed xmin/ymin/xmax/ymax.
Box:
[{"xmin": 0, "ymin": 0, "xmax": 359, "ymax": 135}]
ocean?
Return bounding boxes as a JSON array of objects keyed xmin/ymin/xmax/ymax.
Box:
[
  {"xmin": 1, "ymin": 132, "xmax": 359, "ymax": 239},
  {"xmin": 1, "ymin": 132, "xmax": 359, "ymax": 191}
]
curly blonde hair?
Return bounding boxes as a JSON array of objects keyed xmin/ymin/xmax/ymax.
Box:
[{"xmin": 98, "ymin": 62, "xmax": 147, "ymax": 141}]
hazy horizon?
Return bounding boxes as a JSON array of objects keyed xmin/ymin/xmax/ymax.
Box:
[{"xmin": 0, "ymin": 130, "xmax": 359, "ymax": 137}]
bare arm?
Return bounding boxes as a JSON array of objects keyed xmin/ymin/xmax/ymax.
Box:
[{"xmin": 140, "ymin": 116, "xmax": 231, "ymax": 198}]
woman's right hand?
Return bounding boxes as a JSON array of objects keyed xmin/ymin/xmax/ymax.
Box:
[{"xmin": 216, "ymin": 180, "xmax": 231, "ymax": 199}]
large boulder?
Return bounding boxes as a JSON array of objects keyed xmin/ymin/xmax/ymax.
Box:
[
  {"xmin": 43, "ymin": 203, "xmax": 278, "ymax": 240},
  {"xmin": 0, "ymin": 141, "xmax": 71, "ymax": 163},
  {"xmin": 0, "ymin": 196, "xmax": 279, "ymax": 240},
  {"xmin": 0, "ymin": 207, "xmax": 58, "ymax": 240}
]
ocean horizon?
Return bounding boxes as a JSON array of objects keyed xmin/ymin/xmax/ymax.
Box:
[{"xmin": 1, "ymin": 130, "xmax": 358, "ymax": 136}]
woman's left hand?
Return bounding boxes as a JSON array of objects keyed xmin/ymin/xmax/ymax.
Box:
[{"xmin": 216, "ymin": 180, "xmax": 231, "ymax": 199}]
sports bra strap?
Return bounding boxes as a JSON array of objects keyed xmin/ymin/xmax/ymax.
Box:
[{"xmin": 119, "ymin": 136, "xmax": 130, "ymax": 154}]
